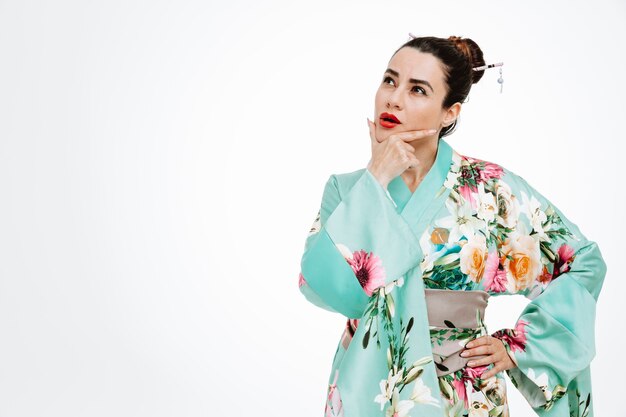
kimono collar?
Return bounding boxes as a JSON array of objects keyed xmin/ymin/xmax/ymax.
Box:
[{"xmin": 429, "ymin": 137, "xmax": 453, "ymax": 187}]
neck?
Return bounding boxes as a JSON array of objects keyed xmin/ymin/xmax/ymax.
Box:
[{"xmin": 402, "ymin": 137, "xmax": 439, "ymax": 184}]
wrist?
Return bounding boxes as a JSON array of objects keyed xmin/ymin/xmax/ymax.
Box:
[
  {"xmin": 491, "ymin": 328, "xmax": 518, "ymax": 368},
  {"xmin": 366, "ymin": 165, "xmax": 389, "ymax": 189},
  {"xmin": 506, "ymin": 348, "xmax": 518, "ymax": 367}
]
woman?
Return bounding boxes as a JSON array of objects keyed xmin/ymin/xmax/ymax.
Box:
[{"xmin": 297, "ymin": 35, "xmax": 606, "ymax": 417}]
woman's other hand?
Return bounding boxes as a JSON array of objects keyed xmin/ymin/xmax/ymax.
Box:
[
  {"xmin": 461, "ymin": 335, "xmax": 517, "ymax": 380},
  {"xmin": 366, "ymin": 118, "xmax": 436, "ymax": 188}
]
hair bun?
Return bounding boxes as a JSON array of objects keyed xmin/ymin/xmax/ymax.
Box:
[{"xmin": 447, "ymin": 35, "xmax": 485, "ymax": 84}]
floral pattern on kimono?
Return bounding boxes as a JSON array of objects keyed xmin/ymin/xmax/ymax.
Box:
[{"xmin": 298, "ymin": 138, "xmax": 606, "ymax": 417}]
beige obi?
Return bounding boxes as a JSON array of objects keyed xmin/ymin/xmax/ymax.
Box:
[{"xmin": 425, "ymin": 288, "xmax": 491, "ymax": 377}]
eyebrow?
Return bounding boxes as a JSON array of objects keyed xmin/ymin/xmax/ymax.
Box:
[{"xmin": 384, "ymin": 68, "xmax": 434, "ymax": 93}]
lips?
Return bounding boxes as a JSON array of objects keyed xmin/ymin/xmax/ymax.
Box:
[
  {"xmin": 380, "ymin": 112, "xmax": 401, "ymax": 123},
  {"xmin": 380, "ymin": 112, "xmax": 401, "ymax": 128}
]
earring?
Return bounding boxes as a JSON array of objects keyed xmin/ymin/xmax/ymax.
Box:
[{"xmin": 497, "ymin": 67, "xmax": 504, "ymax": 93}]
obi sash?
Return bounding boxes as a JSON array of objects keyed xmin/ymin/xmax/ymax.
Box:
[{"xmin": 424, "ymin": 288, "xmax": 491, "ymax": 377}]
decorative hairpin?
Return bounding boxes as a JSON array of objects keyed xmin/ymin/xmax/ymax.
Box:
[
  {"xmin": 472, "ymin": 62, "xmax": 503, "ymax": 71},
  {"xmin": 474, "ymin": 62, "xmax": 504, "ymax": 93}
]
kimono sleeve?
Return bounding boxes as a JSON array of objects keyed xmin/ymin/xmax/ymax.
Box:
[
  {"xmin": 298, "ymin": 169, "xmax": 423, "ymax": 319},
  {"xmin": 489, "ymin": 170, "xmax": 607, "ymax": 412}
]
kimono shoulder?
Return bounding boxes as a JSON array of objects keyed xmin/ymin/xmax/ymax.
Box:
[{"xmin": 332, "ymin": 167, "xmax": 368, "ymax": 198}]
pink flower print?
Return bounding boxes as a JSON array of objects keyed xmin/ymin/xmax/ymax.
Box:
[
  {"xmin": 538, "ymin": 244, "xmax": 576, "ymax": 284},
  {"xmin": 347, "ymin": 318, "xmax": 360, "ymax": 336},
  {"xmin": 298, "ymin": 272, "xmax": 306, "ymax": 288},
  {"xmin": 347, "ymin": 250, "xmax": 386, "ymax": 296},
  {"xmin": 458, "ymin": 184, "xmax": 479, "ymax": 209},
  {"xmin": 493, "ymin": 320, "xmax": 529, "ymax": 354},
  {"xmin": 461, "ymin": 156, "xmax": 504, "ymax": 182},
  {"xmin": 464, "ymin": 364, "xmax": 489, "ymax": 383},
  {"xmin": 482, "ymin": 251, "xmax": 507, "ymax": 293},
  {"xmin": 451, "ymin": 376, "xmax": 469, "ymax": 409},
  {"xmin": 340, "ymin": 329, "xmax": 352, "ymax": 350},
  {"xmin": 453, "ymin": 364, "xmax": 489, "ymax": 408},
  {"xmin": 341, "ymin": 318, "xmax": 360, "ymax": 349},
  {"xmin": 325, "ymin": 370, "xmax": 344, "ymax": 417},
  {"xmin": 538, "ymin": 265, "xmax": 553, "ymax": 285},
  {"xmin": 479, "ymin": 160, "xmax": 504, "ymax": 181},
  {"xmin": 458, "ymin": 156, "xmax": 501, "ymax": 210},
  {"xmin": 510, "ymin": 320, "xmax": 529, "ymax": 352},
  {"xmin": 553, "ymin": 244, "xmax": 575, "ymax": 278},
  {"xmin": 557, "ymin": 244, "xmax": 575, "ymax": 262}
]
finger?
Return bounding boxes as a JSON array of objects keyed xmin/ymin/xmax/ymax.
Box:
[
  {"xmin": 367, "ymin": 118, "xmax": 379, "ymax": 146},
  {"xmin": 466, "ymin": 354, "xmax": 496, "ymax": 368},
  {"xmin": 481, "ymin": 364, "xmax": 502, "ymax": 380},
  {"xmin": 462, "ymin": 344, "xmax": 493, "ymax": 357},
  {"xmin": 481, "ymin": 369, "xmax": 494, "ymax": 379},
  {"xmin": 401, "ymin": 142, "xmax": 416, "ymax": 154},
  {"xmin": 465, "ymin": 334, "xmax": 496, "ymax": 348},
  {"xmin": 406, "ymin": 155, "xmax": 420, "ymax": 169},
  {"xmin": 393, "ymin": 128, "xmax": 438, "ymax": 142},
  {"xmin": 465, "ymin": 335, "xmax": 490, "ymax": 349},
  {"xmin": 464, "ymin": 335, "xmax": 488, "ymax": 350}
]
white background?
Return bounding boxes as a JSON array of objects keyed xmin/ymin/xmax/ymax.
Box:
[{"xmin": 0, "ymin": 0, "xmax": 624, "ymax": 416}]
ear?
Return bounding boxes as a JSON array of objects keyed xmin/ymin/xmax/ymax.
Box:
[{"xmin": 442, "ymin": 102, "xmax": 462, "ymax": 127}]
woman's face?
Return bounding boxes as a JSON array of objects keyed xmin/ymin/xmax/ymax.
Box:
[{"xmin": 373, "ymin": 46, "xmax": 461, "ymax": 143}]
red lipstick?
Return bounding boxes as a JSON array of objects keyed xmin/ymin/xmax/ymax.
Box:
[{"xmin": 379, "ymin": 112, "xmax": 401, "ymax": 128}]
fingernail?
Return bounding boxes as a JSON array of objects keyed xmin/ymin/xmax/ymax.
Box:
[{"xmin": 428, "ymin": 129, "xmax": 437, "ymax": 133}]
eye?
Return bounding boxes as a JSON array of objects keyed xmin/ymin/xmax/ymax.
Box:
[
  {"xmin": 412, "ymin": 86, "xmax": 427, "ymax": 95},
  {"xmin": 383, "ymin": 76, "xmax": 395, "ymax": 86}
]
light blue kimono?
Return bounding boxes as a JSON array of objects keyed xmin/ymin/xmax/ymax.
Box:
[{"xmin": 298, "ymin": 138, "xmax": 607, "ymax": 417}]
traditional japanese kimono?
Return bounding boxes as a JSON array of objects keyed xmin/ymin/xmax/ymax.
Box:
[{"xmin": 297, "ymin": 138, "xmax": 607, "ymax": 417}]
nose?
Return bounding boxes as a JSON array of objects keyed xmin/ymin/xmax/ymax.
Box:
[{"xmin": 387, "ymin": 88, "xmax": 403, "ymax": 110}]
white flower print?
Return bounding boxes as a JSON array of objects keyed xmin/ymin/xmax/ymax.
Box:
[
  {"xmin": 335, "ymin": 243, "xmax": 353, "ymax": 261},
  {"xmin": 409, "ymin": 377, "xmax": 440, "ymax": 407},
  {"xmin": 437, "ymin": 198, "xmax": 485, "ymax": 244},
  {"xmin": 483, "ymin": 376, "xmax": 507, "ymax": 406},
  {"xmin": 308, "ymin": 210, "xmax": 321, "ymax": 236},
  {"xmin": 385, "ymin": 388, "xmax": 415, "ymax": 417},
  {"xmin": 520, "ymin": 191, "xmax": 549, "ymax": 243},
  {"xmin": 526, "ymin": 368, "xmax": 553, "ymax": 401},
  {"xmin": 474, "ymin": 182, "xmax": 497, "ymax": 225},
  {"xmin": 494, "ymin": 179, "xmax": 519, "ymax": 229},
  {"xmin": 459, "ymin": 233, "xmax": 489, "ymax": 283},
  {"xmin": 467, "ymin": 391, "xmax": 490, "ymax": 417},
  {"xmin": 419, "ymin": 229, "xmax": 447, "ymax": 272},
  {"xmin": 443, "ymin": 397, "xmax": 466, "ymax": 417},
  {"xmin": 443, "ymin": 153, "xmax": 463, "ymax": 190},
  {"xmin": 374, "ymin": 369, "xmax": 403, "ymax": 410},
  {"xmin": 469, "ymin": 401, "xmax": 489, "ymax": 417},
  {"xmin": 501, "ymin": 230, "xmax": 542, "ymax": 293},
  {"xmin": 444, "ymin": 169, "xmax": 462, "ymax": 190},
  {"xmin": 382, "ymin": 276, "xmax": 404, "ymax": 296}
]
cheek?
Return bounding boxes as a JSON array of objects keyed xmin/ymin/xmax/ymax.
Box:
[
  {"xmin": 374, "ymin": 90, "xmax": 385, "ymax": 108},
  {"xmin": 407, "ymin": 103, "xmax": 439, "ymax": 123}
]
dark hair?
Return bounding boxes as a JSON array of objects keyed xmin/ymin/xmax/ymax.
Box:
[{"xmin": 391, "ymin": 35, "xmax": 486, "ymax": 139}]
